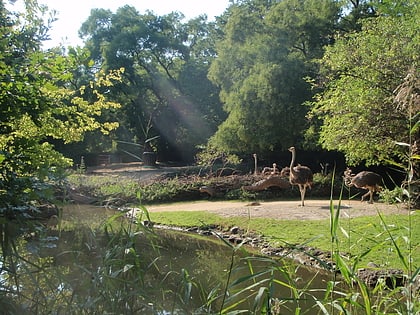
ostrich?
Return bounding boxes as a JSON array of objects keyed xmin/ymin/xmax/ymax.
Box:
[
  {"xmin": 270, "ymin": 163, "xmax": 279, "ymax": 175},
  {"xmin": 280, "ymin": 166, "xmax": 290, "ymax": 177},
  {"xmin": 262, "ymin": 163, "xmax": 279, "ymax": 175},
  {"xmin": 288, "ymin": 147, "xmax": 313, "ymax": 206},
  {"xmin": 343, "ymin": 168, "xmax": 382, "ymax": 203}
]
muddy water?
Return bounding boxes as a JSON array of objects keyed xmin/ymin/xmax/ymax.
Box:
[{"xmin": 24, "ymin": 204, "xmax": 334, "ymax": 314}]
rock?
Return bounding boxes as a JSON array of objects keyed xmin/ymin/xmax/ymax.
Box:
[
  {"xmin": 142, "ymin": 220, "xmax": 154, "ymax": 227},
  {"xmin": 230, "ymin": 226, "xmax": 240, "ymax": 234},
  {"xmin": 246, "ymin": 202, "xmax": 261, "ymax": 206},
  {"xmin": 357, "ymin": 268, "xmax": 405, "ymax": 289},
  {"xmin": 228, "ymin": 235, "xmax": 243, "ymax": 244},
  {"xmin": 199, "ymin": 186, "xmax": 217, "ymax": 197},
  {"xmin": 68, "ymin": 190, "xmax": 97, "ymax": 204},
  {"xmin": 199, "ymin": 230, "xmax": 212, "ymax": 236}
]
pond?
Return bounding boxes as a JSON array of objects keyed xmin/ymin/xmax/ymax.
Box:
[{"xmin": 5, "ymin": 204, "xmax": 337, "ymax": 314}]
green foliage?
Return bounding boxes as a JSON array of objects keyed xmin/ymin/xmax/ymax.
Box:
[
  {"xmin": 308, "ymin": 4, "xmax": 420, "ymax": 166},
  {"xmin": 68, "ymin": 173, "xmax": 205, "ymax": 204},
  {"xmin": 379, "ymin": 187, "xmax": 405, "ymax": 204},
  {"xmin": 67, "ymin": 174, "xmax": 140, "ymax": 203},
  {"xmin": 207, "ymin": 0, "xmax": 340, "ymax": 154},
  {"xmin": 327, "ymin": 190, "xmax": 419, "ymax": 314},
  {"xmin": 139, "ymin": 178, "xmax": 198, "ymax": 203},
  {"xmin": 0, "ymin": 2, "xmax": 122, "ymax": 213},
  {"xmin": 196, "ymin": 143, "xmax": 241, "ymax": 175}
]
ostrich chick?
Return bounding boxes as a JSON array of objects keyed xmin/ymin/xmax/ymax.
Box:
[
  {"xmin": 262, "ymin": 163, "xmax": 279, "ymax": 175},
  {"xmin": 288, "ymin": 147, "xmax": 313, "ymax": 206},
  {"xmin": 344, "ymin": 168, "xmax": 382, "ymax": 203}
]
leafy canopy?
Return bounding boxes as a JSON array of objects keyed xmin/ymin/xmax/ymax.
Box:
[
  {"xmin": 207, "ymin": 0, "xmax": 339, "ymax": 157},
  {"xmin": 0, "ymin": 1, "xmax": 122, "ymax": 209},
  {"xmin": 308, "ymin": 1, "xmax": 420, "ymax": 166}
]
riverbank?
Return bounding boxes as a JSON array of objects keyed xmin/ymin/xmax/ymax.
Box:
[
  {"xmin": 68, "ymin": 163, "xmax": 419, "ymax": 292},
  {"xmin": 120, "ymin": 200, "xmax": 418, "ymax": 292}
]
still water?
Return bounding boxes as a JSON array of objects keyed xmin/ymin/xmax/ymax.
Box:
[{"xmin": 20, "ymin": 204, "xmax": 334, "ymax": 314}]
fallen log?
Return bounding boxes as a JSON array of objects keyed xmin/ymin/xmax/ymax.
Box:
[{"xmin": 242, "ymin": 175, "xmax": 290, "ymax": 191}]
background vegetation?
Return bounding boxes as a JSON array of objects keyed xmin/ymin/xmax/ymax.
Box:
[{"xmin": 2, "ymin": 0, "xmax": 418, "ymax": 202}]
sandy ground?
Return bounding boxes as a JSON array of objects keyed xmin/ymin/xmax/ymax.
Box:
[{"xmin": 146, "ymin": 199, "xmax": 408, "ymax": 220}]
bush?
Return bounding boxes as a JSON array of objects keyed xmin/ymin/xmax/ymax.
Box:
[{"xmin": 379, "ymin": 187, "xmax": 405, "ymax": 204}]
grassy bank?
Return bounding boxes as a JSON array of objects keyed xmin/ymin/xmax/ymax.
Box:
[{"xmin": 147, "ymin": 209, "xmax": 419, "ymax": 271}]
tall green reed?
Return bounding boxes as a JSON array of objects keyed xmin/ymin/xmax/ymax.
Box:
[{"xmin": 326, "ymin": 166, "xmax": 419, "ymax": 315}]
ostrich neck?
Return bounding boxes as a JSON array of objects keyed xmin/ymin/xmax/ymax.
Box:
[{"xmin": 289, "ymin": 150, "xmax": 297, "ymax": 176}]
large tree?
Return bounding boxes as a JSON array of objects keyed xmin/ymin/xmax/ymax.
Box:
[
  {"xmin": 308, "ymin": 0, "xmax": 419, "ymax": 166},
  {"xmin": 0, "ymin": 0, "xmax": 121, "ymax": 209},
  {"xmin": 80, "ymin": 6, "xmax": 224, "ymax": 161},
  {"xmin": 207, "ymin": 0, "xmax": 339, "ymax": 158}
]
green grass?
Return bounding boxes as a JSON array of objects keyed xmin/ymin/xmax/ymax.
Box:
[{"xmin": 149, "ymin": 210, "xmax": 420, "ymax": 270}]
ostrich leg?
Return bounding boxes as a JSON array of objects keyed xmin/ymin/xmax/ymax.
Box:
[
  {"xmin": 299, "ymin": 185, "xmax": 306, "ymax": 207},
  {"xmin": 368, "ymin": 190, "xmax": 374, "ymax": 203},
  {"xmin": 361, "ymin": 189, "xmax": 374, "ymax": 203}
]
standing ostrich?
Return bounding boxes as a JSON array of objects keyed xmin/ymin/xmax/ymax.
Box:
[
  {"xmin": 288, "ymin": 147, "xmax": 313, "ymax": 206},
  {"xmin": 343, "ymin": 168, "xmax": 382, "ymax": 203}
]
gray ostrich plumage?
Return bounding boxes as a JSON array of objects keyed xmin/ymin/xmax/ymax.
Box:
[
  {"xmin": 344, "ymin": 168, "xmax": 382, "ymax": 203},
  {"xmin": 288, "ymin": 146, "xmax": 313, "ymax": 206}
]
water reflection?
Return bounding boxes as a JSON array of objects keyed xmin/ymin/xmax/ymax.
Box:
[{"xmin": 17, "ymin": 204, "xmax": 332, "ymax": 314}]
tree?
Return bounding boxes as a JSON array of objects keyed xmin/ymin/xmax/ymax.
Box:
[
  {"xmin": 308, "ymin": 1, "xmax": 419, "ymax": 166},
  {"xmin": 80, "ymin": 6, "xmax": 224, "ymax": 162},
  {"xmin": 337, "ymin": 0, "xmax": 378, "ymax": 32},
  {"xmin": 207, "ymin": 0, "xmax": 339, "ymax": 158},
  {"xmin": 0, "ymin": 1, "xmax": 122, "ymax": 211}
]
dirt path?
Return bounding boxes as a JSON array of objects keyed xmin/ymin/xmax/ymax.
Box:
[{"xmin": 146, "ymin": 199, "xmax": 407, "ymax": 220}]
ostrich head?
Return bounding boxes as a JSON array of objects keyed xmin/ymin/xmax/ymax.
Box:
[
  {"xmin": 343, "ymin": 168, "xmax": 354, "ymax": 187},
  {"xmin": 288, "ymin": 146, "xmax": 296, "ymax": 169}
]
